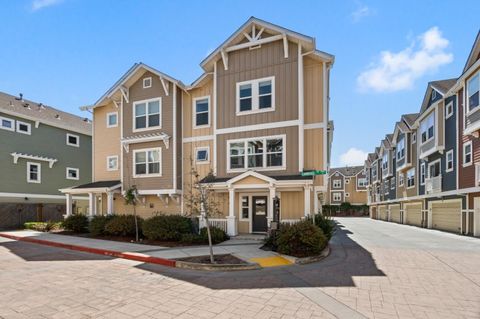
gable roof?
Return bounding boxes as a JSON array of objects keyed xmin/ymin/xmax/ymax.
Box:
[
  {"xmin": 419, "ymin": 80, "xmax": 456, "ymax": 113},
  {"xmin": 0, "ymin": 91, "xmax": 91, "ymax": 135},
  {"xmin": 463, "ymin": 30, "xmax": 480, "ymax": 73},
  {"xmin": 402, "ymin": 113, "xmax": 419, "ymax": 128},
  {"xmin": 329, "ymin": 166, "xmax": 364, "ymax": 177}
]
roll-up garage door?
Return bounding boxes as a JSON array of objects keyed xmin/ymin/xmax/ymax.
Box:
[
  {"xmin": 378, "ymin": 205, "xmax": 387, "ymax": 221},
  {"xmin": 390, "ymin": 204, "xmax": 401, "ymax": 223},
  {"xmin": 405, "ymin": 203, "xmax": 422, "ymax": 227},
  {"xmin": 431, "ymin": 200, "xmax": 462, "ymax": 233}
]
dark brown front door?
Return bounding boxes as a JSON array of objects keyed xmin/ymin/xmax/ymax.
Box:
[{"xmin": 252, "ymin": 196, "xmax": 268, "ymax": 232}]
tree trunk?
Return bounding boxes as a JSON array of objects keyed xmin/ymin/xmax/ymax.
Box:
[
  {"xmin": 205, "ymin": 217, "xmax": 215, "ymax": 264},
  {"xmin": 134, "ymin": 205, "xmax": 139, "ymax": 242}
]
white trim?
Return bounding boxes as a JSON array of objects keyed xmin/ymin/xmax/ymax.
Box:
[
  {"xmin": 106, "ymin": 112, "xmax": 118, "ymax": 128},
  {"xmin": 332, "ymin": 192, "xmax": 342, "ymax": 202},
  {"xmin": 194, "ymin": 146, "xmax": 210, "ymax": 164},
  {"xmin": 27, "ymin": 162, "xmax": 41, "ymax": 184},
  {"xmin": 137, "ymin": 189, "xmax": 179, "ymax": 195},
  {"xmin": 132, "ymin": 97, "xmax": 162, "ymax": 133},
  {"xmin": 107, "ymin": 155, "xmax": 119, "ymax": 171},
  {"xmin": 303, "ymin": 122, "xmax": 325, "ymax": 130},
  {"xmin": 466, "ymin": 71, "xmax": 479, "ymax": 116},
  {"xmin": 0, "ymin": 191, "xmax": 87, "ymax": 200},
  {"xmin": 0, "ymin": 116, "xmax": 15, "ymax": 131},
  {"xmin": 298, "ymin": 44, "xmax": 304, "ymax": 172},
  {"xmin": 143, "ymin": 77, "xmax": 152, "ymax": 89},
  {"xmin": 133, "ymin": 147, "xmax": 162, "ymax": 178},
  {"xmin": 235, "ymin": 76, "xmax": 275, "ymax": 116},
  {"xmin": 213, "ymin": 61, "xmax": 217, "ymax": 175},
  {"xmin": 226, "ymin": 170, "xmax": 276, "ymax": 186},
  {"xmin": 173, "ymin": 83, "xmax": 177, "ymax": 191},
  {"xmin": 66, "ymin": 133, "xmax": 80, "ymax": 147},
  {"xmin": 332, "ymin": 180, "xmax": 342, "ymax": 189},
  {"xmin": 16, "ymin": 120, "xmax": 31, "ymax": 135},
  {"xmin": 446, "ymin": 149, "xmax": 454, "ymax": 172},
  {"xmin": 445, "ymin": 101, "xmax": 454, "ymax": 119},
  {"xmin": 419, "ymin": 110, "xmax": 435, "ymax": 146},
  {"xmin": 192, "ymin": 96, "xmax": 211, "ymax": 129},
  {"xmin": 66, "ymin": 167, "xmax": 79, "ymax": 180},
  {"xmin": 182, "ymin": 135, "xmax": 214, "ymax": 143},
  {"xmin": 216, "ymin": 119, "xmax": 299, "ymax": 135},
  {"xmin": 463, "ymin": 141, "xmax": 473, "ymax": 167},
  {"xmin": 11, "ymin": 152, "xmax": 57, "ymax": 168},
  {"xmin": 420, "ymin": 162, "xmax": 426, "ymax": 186}
]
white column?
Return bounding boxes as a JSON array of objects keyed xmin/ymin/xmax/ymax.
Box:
[
  {"xmin": 304, "ymin": 186, "xmax": 311, "ymax": 217},
  {"xmin": 88, "ymin": 193, "xmax": 96, "ymax": 218},
  {"xmin": 427, "ymin": 208, "xmax": 433, "ymax": 228},
  {"xmin": 474, "ymin": 197, "xmax": 480, "ymax": 237},
  {"xmin": 107, "ymin": 192, "xmax": 114, "ymax": 215},
  {"xmin": 65, "ymin": 194, "xmax": 73, "ymax": 217},
  {"xmin": 226, "ymin": 188, "xmax": 237, "ymax": 236},
  {"xmin": 268, "ymin": 186, "xmax": 275, "ymax": 226},
  {"xmin": 313, "ymin": 189, "xmax": 319, "ymax": 216}
]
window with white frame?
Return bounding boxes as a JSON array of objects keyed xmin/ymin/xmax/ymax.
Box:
[
  {"xmin": 412, "ymin": 132, "xmax": 416, "ymax": 144},
  {"xmin": 195, "ymin": 147, "xmax": 209, "ymax": 164},
  {"xmin": 407, "ymin": 168, "xmax": 415, "ymax": 188},
  {"xmin": 236, "ymin": 77, "xmax": 274, "ymax": 114},
  {"xmin": 27, "ymin": 162, "xmax": 41, "ymax": 183},
  {"xmin": 66, "ymin": 167, "xmax": 79, "ymax": 180},
  {"xmin": 398, "ymin": 173, "xmax": 404, "ymax": 187},
  {"xmin": 429, "ymin": 160, "xmax": 441, "ymax": 178},
  {"xmin": 463, "ymin": 141, "xmax": 472, "ymax": 166},
  {"xmin": 357, "ymin": 178, "xmax": 367, "ymax": 187},
  {"xmin": 333, "ymin": 180, "xmax": 341, "ymax": 188},
  {"xmin": 372, "ymin": 164, "xmax": 377, "ymax": 179},
  {"xmin": 0, "ymin": 116, "xmax": 14, "ymax": 131},
  {"xmin": 420, "ymin": 162, "xmax": 426, "ymax": 185},
  {"xmin": 431, "ymin": 90, "xmax": 437, "ymax": 100},
  {"xmin": 333, "ymin": 192, "xmax": 341, "ymax": 202},
  {"xmin": 391, "ymin": 176, "xmax": 396, "ymax": 189},
  {"xmin": 420, "ymin": 112, "xmax": 435, "ymax": 144},
  {"xmin": 66, "ymin": 133, "xmax": 79, "ymax": 147},
  {"xmin": 107, "ymin": 112, "xmax": 118, "ymax": 128},
  {"xmin": 446, "ymin": 150, "xmax": 454, "ymax": 172},
  {"xmin": 16, "ymin": 120, "xmax": 31, "ymax": 135},
  {"xmin": 467, "ymin": 73, "xmax": 479, "ymax": 112},
  {"xmin": 193, "ymin": 97, "xmax": 209, "ymax": 128},
  {"xmin": 240, "ymin": 196, "xmax": 250, "ymax": 220},
  {"xmin": 107, "ymin": 155, "xmax": 119, "ymax": 171},
  {"xmin": 445, "ymin": 101, "xmax": 454, "ymax": 119},
  {"xmin": 397, "ymin": 137, "xmax": 405, "ymax": 160},
  {"xmin": 134, "ymin": 98, "xmax": 161, "ymax": 131},
  {"xmin": 134, "ymin": 148, "xmax": 161, "ymax": 177},
  {"xmin": 143, "ymin": 77, "xmax": 152, "ymax": 89},
  {"xmin": 228, "ymin": 136, "xmax": 284, "ymax": 171},
  {"xmin": 382, "ymin": 154, "xmax": 388, "ymax": 171}
]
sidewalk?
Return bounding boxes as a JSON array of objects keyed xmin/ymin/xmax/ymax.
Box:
[{"xmin": 0, "ymin": 230, "xmax": 285, "ymax": 267}]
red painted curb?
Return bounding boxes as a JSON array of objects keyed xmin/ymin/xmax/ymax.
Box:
[{"xmin": 0, "ymin": 233, "xmax": 176, "ymax": 268}]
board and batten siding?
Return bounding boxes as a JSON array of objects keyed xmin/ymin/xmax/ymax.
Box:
[
  {"xmin": 182, "ymin": 80, "xmax": 214, "ymax": 139},
  {"xmin": 303, "ymin": 56, "xmax": 324, "ymax": 124}
]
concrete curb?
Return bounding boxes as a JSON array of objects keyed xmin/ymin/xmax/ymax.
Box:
[
  {"xmin": 278, "ymin": 245, "xmax": 331, "ymax": 265},
  {"xmin": 175, "ymin": 260, "xmax": 261, "ymax": 271}
]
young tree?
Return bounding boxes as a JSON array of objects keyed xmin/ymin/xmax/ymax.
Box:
[
  {"xmin": 123, "ymin": 185, "xmax": 140, "ymax": 242},
  {"xmin": 183, "ymin": 165, "xmax": 220, "ymax": 264}
]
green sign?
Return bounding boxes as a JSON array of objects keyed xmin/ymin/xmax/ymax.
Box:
[{"xmin": 301, "ymin": 170, "xmax": 328, "ymax": 176}]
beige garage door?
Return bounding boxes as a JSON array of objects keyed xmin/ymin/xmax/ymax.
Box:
[
  {"xmin": 431, "ymin": 201, "xmax": 461, "ymax": 233},
  {"xmin": 405, "ymin": 203, "xmax": 422, "ymax": 227},
  {"xmin": 378, "ymin": 205, "xmax": 387, "ymax": 221},
  {"xmin": 390, "ymin": 205, "xmax": 401, "ymax": 223}
]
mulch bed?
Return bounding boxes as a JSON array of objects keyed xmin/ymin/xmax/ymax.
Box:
[{"xmin": 176, "ymin": 254, "xmax": 247, "ymax": 265}]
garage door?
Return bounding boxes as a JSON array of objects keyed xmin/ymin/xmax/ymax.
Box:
[
  {"xmin": 405, "ymin": 203, "xmax": 422, "ymax": 227},
  {"xmin": 378, "ymin": 205, "xmax": 387, "ymax": 221},
  {"xmin": 431, "ymin": 201, "xmax": 461, "ymax": 233},
  {"xmin": 370, "ymin": 206, "xmax": 377, "ymax": 219},
  {"xmin": 390, "ymin": 205, "xmax": 401, "ymax": 223}
]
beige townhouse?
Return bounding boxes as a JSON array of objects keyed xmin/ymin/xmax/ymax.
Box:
[
  {"xmin": 62, "ymin": 17, "xmax": 334, "ymax": 236},
  {"xmin": 326, "ymin": 166, "xmax": 367, "ymax": 205}
]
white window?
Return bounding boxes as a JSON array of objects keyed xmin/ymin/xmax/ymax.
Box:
[
  {"xmin": 193, "ymin": 96, "xmax": 210, "ymax": 128},
  {"xmin": 133, "ymin": 148, "xmax": 161, "ymax": 177},
  {"xmin": 407, "ymin": 168, "xmax": 415, "ymax": 188},
  {"xmin": 357, "ymin": 178, "xmax": 367, "ymax": 187},
  {"xmin": 236, "ymin": 76, "xmax": 275, "ymax": 115},
  {"xmin": 240, "ymin": 196, "xmax": 250, "ymax": 220},
  {"xmin": 467, "ymin": 73, "xmax": 479, "ymax": 113},
  {"xmin": 446, "ymin": 150, "xmax": 454, "ymax": 172},
  {"xmin": 107, "ymin": 155, "xmax": 119, "ymax": 171},
  {"xmin": 143, "ymin": 77, "xmax": 152, "ymax": 89},
  {"xmin": 107, "ymin": 112, "xmax": 118, "ymax": 128},
  {"xmin": 391, "ymin": 176, "xmax": 396, "ymax": 189},
  {"xmin": 345, "ymin": 192, "xmax": 350, "ymax": 198},
  {"xmin": 420, "ymin": 162, "xmax": 426, "ymax": 185},
  {"xmin": 227, "ymin": 135, "xmax": 285, "ymax": 172},
  {"xmin": 66, "ymin": 133, "xmax": 79, "ymax": 147},
  {"xmin": 431, "ymin": 90, "xmax": 437, "ymax": 100},
  {"xmin": 333, "ymin": 193, "xmax": 342, "ymax": 202},
  {"xmin": 382, "ymin": 154, "xmax": 388, "ymax": 171},
  {"xmin": 27, "ymin": 162, "xmax": 41, "ymax": 183},
  {"xmin": 412, "ymin": 132, "xmax": 416, "ymax": 144},
  {"xmin": 463, "ymin": 141, "xmax": 472, "ymax": 166},
  {"xmin": 0, "ymin": 116, "xmax": 14, "ymax": 131},
  {"xmin": 420, "ymin": 112, "xmax": 435, "ymax": 144},
  {"xmin": 333, "ymin": 180, "xmax": 341, "ymax": 188},
  {"xmin": 66, "ymin": 167, "xmax": 79, "ymax": 180},
  {"xmin": 195, "ymin": 147, "xmax": 209, "ymax": 164},
  {"xmin": 133, "ymin": 98, "xmax": 161, "ymax": 131},
  {"xmin": 445, "ymin": 101, "xmax": 454, "ymax": 119},
  {"xmin": 16, "ymin": 120, "xmax": 31, "ymax": 135},
  {"xmin": 398, "ymin": 173, "xmax": 404, "ymax": 187},
  {"xmin": 397, "ymin": 137, "xmax": 405, "ymax": 160},
  {"xmin": 372, "ymin": 164, "xmax": 377, "ymax": 179},
  {"xmin": 428, "ymin": 160, "xmax": 441, "ymax": 178}
]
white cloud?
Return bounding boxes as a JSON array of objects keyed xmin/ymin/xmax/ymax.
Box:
[
  {"xmin": 357, "ymin": 27, "xmax": 453, "ymax": 93},
  {"xmin": 351, "ymin": 5, "xmax": 372, "ymax": 23},
  {"xmin": 31, "ymin": 0, "xmax": 63, "ymax": 11},
  {"xmin": 339, "ymin": 148, "xmax": 368, "ymax": 167}
]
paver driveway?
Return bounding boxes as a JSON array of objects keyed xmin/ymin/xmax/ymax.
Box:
[{"xmin": 0, "ymin": 217, "xmax": 479, "ymax": 319}]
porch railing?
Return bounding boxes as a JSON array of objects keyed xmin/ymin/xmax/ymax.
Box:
[
  {"xmin": 281, "ymin": 219, "xmax": 301, "ymax": 225},
  {"xmin": 207, "ymin": 218, "xmax": 228, "ymax": 233},
  {"xmin": 425, "ymin": 175, "xmax": 442, "ymax": 194}
]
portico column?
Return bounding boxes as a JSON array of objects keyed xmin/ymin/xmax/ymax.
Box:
[
  {"xmin": 226, "ymin": 188, "xmax": 237, "ymax": 236},
  {"xmin": 65, "ymin": 194, "xmax": 73, "ymax": 217},
  {"xmin": 427, "ymin": 207, "xmax": 433, "ymax": 228},
  {"xmin": 304, "ymin": 186, "xmax": 311, "ymax": 217},
  {"xmin": 267, "ymin": 186, "xmax": 275, "ymax": 226},
  {"xmin": 107, "ymin": 192, "xmax": 114, "ymax": 215},
  {"xmin": 88, "ymin": 193, "xmax": 96, "ymax": 218}
]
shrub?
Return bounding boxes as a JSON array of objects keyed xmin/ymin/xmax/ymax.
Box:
[
  {"xmin": 142, "ymin": 215, "xmax": 193, "ymax": 241},
  {"xmin": 62, "ymin": 215, "xmax": 89, "ymax": 233},
  {"xmin": 309, "ymin": 214, "xmax": 335, "ymax": 240},
  {"xmin": 89, "ymin": 215, "xmax": 113, "ymax": 236},
  {"xmin": 104, "ymin": 215, "xmax": 142, "ymax": 237},
  {"xmin": 200, "ymin": 226, "xmax": 229, "ymax": 244},
  {"xmin": 24, "ymin": 221, "xmax": 60, "ymax": 232},
  {"xmin": 179, "ymin": 233, "xmax": 204, "ymax": 244},
  {"xmin": 276, "ymin": 220, "xmax": 327, "ymax": 257}
]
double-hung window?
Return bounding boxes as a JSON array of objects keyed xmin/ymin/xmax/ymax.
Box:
[
  {"xmin": 398, "ymin": 173, "xmax": 404, "ymax": 187},
  {"xmin": 391, "ymin": 176, "xmax": 396, "ymax": 189},
  {"xmin": 396, "ymin": 137, "xmax": 405, "ymax": 160},
  {"xmin": 333, "ymin": 193, "xmax": 341, "ymax": 202},
  {"xmin": 236, "ymin": 77, "xmax": 274, "ymax": 114},
  {"xmin": 467, "ymin": 73, "xmax": 479, "ymax": 113},
  {"xmin": 240, "ymin": 196, "xmax": 250, "ymax": 220},
  {"xmin": 193, "ymin": 97, "xmax": 209, "ymax": 128},
  {"xmin": 463, "ymin": 141, "xmax": 472, "ymax": 166},
  {"xmin": 407, "ymin": 168, "xmax": 415, "ymax": 188},
  {"xmin": 333, "ymin": 180, "xmax": 341, "ymax": 188},
  {"xmin": 420, "ymin": 162, "xmax": 426, "ymax": 185},
  {"xmin": 0, "ymin": 116, "xmax": 14, "ymax": 131},
  {"xmin": 382, "ymin": 155, "xmax": 388, "ymax": 171},
  {"xmin": 134, "ymin": 148, "xmax": 161, "ymax": 177},
  {"xmin": 420, "ymin": 112, "xmax": 435, "ymax": 144},
  {"xmin": 357, "ymin": 178, "xmax": 367, "ymax": 187},
  {"xmin": 446, "ymin": 150, "xmax": 454, "ymax": 172},
  {"xmin": 27, "ymin": 162, "xmax": 41, "ymax": 183},
  {"xmin": 134, "ymin": 98, "xmax": 161, "ymax": 131},
  {"xmin": 227, "ymin": 135, "xmax": 284, "ymax": 172}
]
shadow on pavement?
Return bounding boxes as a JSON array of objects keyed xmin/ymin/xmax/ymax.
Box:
[{"xmin": 135, "ymin": 220, "xmax": 386, "ymax": 289}]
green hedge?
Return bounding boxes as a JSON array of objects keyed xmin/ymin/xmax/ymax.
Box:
[
  {"xmin": 308, "ymin": 214, "xmax": 335, "ymax": 240},
  {"xmin": 104, "ymin": 215, "xmax": 142, "ymax": 237},
  {"xmin": 142, "ymin": 215, "xmax": 192, "ymax": 241},
  {"xmin": 179, "ymin": 226, "xmax": 229, "ymax": 245},
  {"xmin": 24, "ymin": 221, "xmax": 61, "ymax": 232},
  {"xmin": 89, "ymin": 216, "xmax": 113, "ymax": 236},
  {"xmin": 62, "ymin": 215, "xmax": 89, "ymax": 233}
]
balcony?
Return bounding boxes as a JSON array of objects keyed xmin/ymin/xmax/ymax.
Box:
[{"xmin": 425, "ymin": 175, "xmax": 442, "ymax": 194}]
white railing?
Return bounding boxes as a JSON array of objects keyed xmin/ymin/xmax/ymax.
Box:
[
  {"xmin": 281, "ymin": 219, "xmax": 301, "ymax": 225},
  {"xmin": 207, "ymin": 218, "xmax": 228, "ymax": 233},
  {"xmin": 425, "ymin": 175, "xmax": 442, "ymax": 194}
]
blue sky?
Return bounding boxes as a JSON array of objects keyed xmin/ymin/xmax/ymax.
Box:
[{"xmin": 0, "ymin": 0, "xmax": 478, "ymax": 167}]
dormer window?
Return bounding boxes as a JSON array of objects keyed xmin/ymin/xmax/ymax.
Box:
[
  {"xmin": 143, "ymin": 77, "xmax": 152, "ymax": 89},
  {"xmin": 467, "ymin": 73, "xmax": 479, "ymax": 113},
  {"xmin": 420, "ymin": 112, "xmax": 435, "ymax": 144},
  {"xmin": 236, "ymin": 76, "xmax": 275, "ymax": 115}
]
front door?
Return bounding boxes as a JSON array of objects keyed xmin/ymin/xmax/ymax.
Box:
[{"xmin": 252, "ymin": 196, "xmax": 268, "ymax": 232}]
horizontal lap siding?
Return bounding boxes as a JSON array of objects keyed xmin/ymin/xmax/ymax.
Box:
[{"xmin": 458, "ymin": 88, "xmax": 478, "ymax": 188}]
